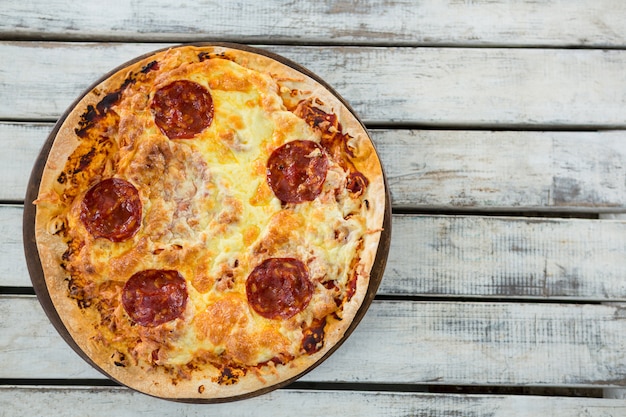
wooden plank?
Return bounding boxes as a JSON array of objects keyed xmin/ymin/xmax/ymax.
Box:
[
  {"xmin": 588, "ymin": 216, "xmax": 626, "ymax": 399},
  {"xmin": 0, "ymin": 122, "xmax": 49, "ymax": 202},
  {"xmin": 0, "ymin": 42, "xmax": 168, "ymax": 121},
  {"xmin": 2, "ymin": 296, "xmax": 625, "ymax": 387},
  {"xmin": 2, "ymin": 42, "xmax": 626, "ymax": 127},
  {"xmin": 2, "ymin": 0, "xmax": 626, "ymax": 48},
  {"xmin": 0, "ymin": 205, "xmax": 29, "ymax": 287},
  {"xmin": 379, "ymin": 130, "xmax": 626, "ymax": 212},
  {"xmin": 384, "ymin": 215, "xmax": 626, "ymax": 301},
  {"xmin": 9, "ymin": 203, "xmax": 626, "ymax": 300},
  {"xmin": 1, "ymin": 387, "xmax": 625, "ymax": 417},
  {"xmin": 5, "ymin": 122, "xmax": 626, "ymax": 211}
]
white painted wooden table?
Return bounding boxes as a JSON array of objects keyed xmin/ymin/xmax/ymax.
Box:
[{"xmin": 1, "ymin": 1, "xmax": 626, "ymax": 415}]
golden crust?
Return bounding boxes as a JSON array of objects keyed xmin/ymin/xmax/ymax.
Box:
[{"xmin": 33, "ymin": 44, "xmax": 387, "ymax": 401}]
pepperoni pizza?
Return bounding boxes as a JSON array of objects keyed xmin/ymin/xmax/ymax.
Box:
[{"xmin": 30, "ymin": 44, "xmax": 388, "ymax": 401}]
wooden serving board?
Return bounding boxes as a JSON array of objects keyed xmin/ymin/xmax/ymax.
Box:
[{"xmin": 22, "ymin": 43, "xmax": 392, "ymax": 402}]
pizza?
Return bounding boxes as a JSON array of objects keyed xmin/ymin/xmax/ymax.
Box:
[{"xmin": 30, "ymin": 44, "xmax": 388, "ymax": 401}]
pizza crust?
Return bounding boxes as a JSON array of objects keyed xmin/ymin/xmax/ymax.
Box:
[{"xmin": 32, "ymin": 44, "xmax": 388, "ymax": 401}]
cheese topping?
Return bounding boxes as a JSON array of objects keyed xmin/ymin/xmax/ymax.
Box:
[{"xmin": 47, "ymin": 49, "xmax": 372, "ymax": 383}]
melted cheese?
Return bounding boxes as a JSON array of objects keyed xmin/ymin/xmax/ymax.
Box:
[{"xmin": 59, "ymin": 53, "xmax": 369, "ymax": 373}]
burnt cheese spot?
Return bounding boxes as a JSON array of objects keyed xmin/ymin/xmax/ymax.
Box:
[
  {"xmin": 302, "ymin": 317, "xmax": 327, "ymax": 354},
  {"xmin": 140, "ymin": 60, "xmax": 159, "ymax": 73}
]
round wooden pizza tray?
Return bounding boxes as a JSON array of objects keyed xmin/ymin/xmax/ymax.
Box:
[{"xmin": 22, "ymin": 43, "xmax": 392, "ymax": 403}]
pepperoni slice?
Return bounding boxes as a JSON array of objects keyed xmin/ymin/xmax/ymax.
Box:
[
  {"xmin": 122, "ymin": 269, "xmax": 188, "ymax": 327},
  {"xmin": 80, "ymin": 178, "xmax": 142, "ymax": 242},
  {"xmin": 246, "ymin": 258, "xmax": 313, "ymax": 320},
  {"xmin": 266, "ymin": 140, "xmax": 328, "ymax": 204},
  {"xmin": 151, "ymin": 80, "xmax": 214, "ymax": 139}
]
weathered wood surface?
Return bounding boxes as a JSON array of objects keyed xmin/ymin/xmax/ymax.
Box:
[
  {"xmin": 2, "ymin": 0, "xmax": 626, "ymax": 411},
  {"xmin": 2, "ymin": 295, "xmax": 625, "ymax": 388},
  {"xmin": 0, "ymin": 122, "xmax": 48, "ymax": 202},
  {"xmin": 1, "ymin": 387, "xmax": 625, "ymax": 417},
  {"xmin": 380, "ymin": 130, "xmax": 626, "ymax": 212},
  {"xmin": 2, "ymin": 42, "xmax": 626, "ymax": 128},
  {"xmin": 385, "ymin": 215, "xmax": 626, "ymax": 300},
  {"xmin": 5, "ymin": 123, "xmax": 626, "ymax": 212},
  {"xmin": 9, "ymin": 203, "xmax": 626, "ymax": 300},
  {"xmin": 2, "ymin": 0, "xmax": 626, "ymax": 48}
]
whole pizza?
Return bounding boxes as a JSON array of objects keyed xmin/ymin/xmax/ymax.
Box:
[{"xmin": 28, "ymin": 44, "xmax": 389, "ymax": 401}]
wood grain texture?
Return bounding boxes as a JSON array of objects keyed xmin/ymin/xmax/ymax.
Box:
[
  {"xmin": 2, "ymin": 0, "xmax": 626, "ymax": 47},
  {"xmin": 1, "ymin": 387, "xmax": 625, "ymax": 417},
  {"xmin": 2, "ymin": 42, "xmax": 626, "ymax": 127},
  {"xmin": 384, "ymin": 215, "xmax": 626, "ymax": 300},
  {"xmin": 2, "ymin": 296, "xmax": 625, "ymax": 388},
  {"xmin": 0, "ymin": 205, "xmax": 28, "ymax": 286},
  {"xmin": 2, "ymin": 0, "xmax": 625, "ymax": 412},
  {"xmin": 9, "ymin": 202, "xmax": 626, "ymax": 300},
  {"xmin": 5, "ymin": 122, "xmax": 626, "ymax": 211},
  {"xmin": 379, "ymin": 130, "xmax": 626, "ymax": 212},
  {"xmin": 0, "ymin": 122, "xmax": 49, "ymax": 202}
]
